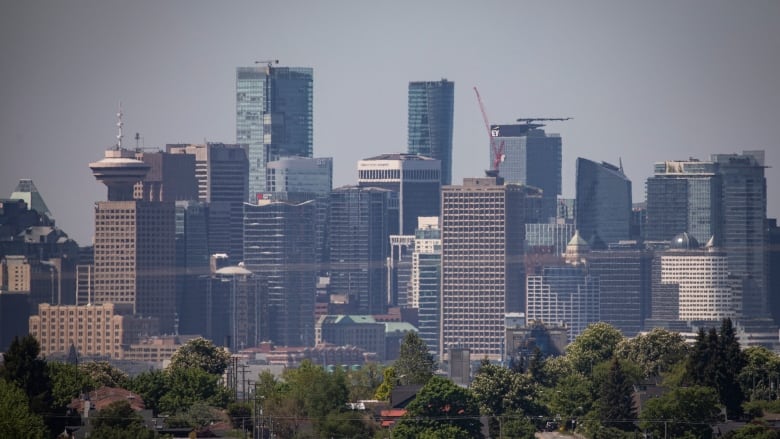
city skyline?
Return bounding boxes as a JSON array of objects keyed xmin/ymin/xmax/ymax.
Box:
[{"xmin": 1, "ymin": 1, "xmax": 778, "ymax": 245}]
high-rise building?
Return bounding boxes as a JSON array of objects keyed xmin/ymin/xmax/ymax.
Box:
[
  {"xmin": 767, "ymin": 219, "xmax": 780, "ymax": 325},
  {"xmin": 651, "ymin": 233, "xmax": 735, "ymax": 321},
  {"xmin": 407, "ymin": 79, "xmax": 454, "ymax": 185},
  {"xmin": 713, "ymin": 151, "xmax": 767, "ymax": 319},
  {"xmin": 89, "ymin": 147, "xmax": 176, "ymax": 332},
  {"xmin": 587, "ymin": 242, "xmax": 653, "ymax": 337},
  {"xmin": 358, "ymin": 153, "xmax": 441, "ymax": 236},
  {"xmin": 387, "ymin": 235, "xmax": 414, "ymax": 308},
  {"xmin": 167, "ymin": 143, "xmax": 248, "ymax": 264},
  {"xmin": 133, "ymin": 151, "xmax": 199, "ymax": 202},
  {"xmin": 645, "ymin": 160, "xmax": 722, "ymax": 243},
  {"xmin": 174, "ymin": 200, "xmax": 209, "ymax": 335},
  {"xmin": 207, "ymin": 265, "xmax": 263, "ymax": 351},
  {"xmin": 10, "ymin": 179, "xmax": 52, "ymax": 220},
  {"xmin": 525, "ymin": 222, "xmax": 576, "ymax": 256},
  {"xmin": 410, "ymin": 217, "xmax": 441, "ymax": 356},
  {"xmin": 244, "ymin": 199, "xmax": 316, "ymax": 346},
  {"xmin": 265, "ymin": 156, "xmax": 332, "ymax": 195},
  {"xmin": 491, "ymin": 124, "xmax": 562, "ymax": 220},
  {"xmin": 328, "ymin": 186, "xmax": 391, "ymax": 315},
  {"xmin": 645, "ymin": 151, "xmax": 767, "ymax": 319},
  {"xmin": 440, "ymin": 175, "xmax": 540, "ymax": 360},
  {"xmin": 575, "ymin": 158, "xmax": 632, "ymax": 246},
  {"xmin": 236, "ymin": 64, "xmax": 313, "ymax": 199}
]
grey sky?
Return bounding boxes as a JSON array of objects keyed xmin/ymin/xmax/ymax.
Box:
[{"xmin": 1, "ymin": 0, "xmax": 778, "ymax": 245}]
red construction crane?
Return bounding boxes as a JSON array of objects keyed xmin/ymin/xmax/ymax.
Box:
[{"xmin": 473, "ymin": 87, "xmax": 505, "ymax": 172}]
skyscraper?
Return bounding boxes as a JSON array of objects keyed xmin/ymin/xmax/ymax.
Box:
[
  {"xmin": 410, "ymin": 217, "xmax": 441, "ymax": 356},
  {"xmin": 167, "ymin": 143, "xmax": 248, "ymax": 264},
  {"xmin": 575, "ymin": 158, "xmax": 632, "ymax": 246},
  {"xmin": 357, "ymin": 153, "xmax": 441, "ymax": 236},
  {"xmin": 407, "ymin": 80, "xmax": 454, "ymax": 185},
  {"xmin": 440, "ymin": 175, "xmax": 540, "ymax": 360},
  {"xmin": 236, "ymin": 64, "xmax": 313, "ymax": 200},
  {"xmin": 645, "ymin": 159, "xmax": 722, "ymax": 243},
  {"xmin": 89, "ymin": 147, "xmax": 176, "ymax": 332},
  {"xmin": 328, "ymin": 186, "xmax": 391, "ymax": 315},
  {"xmin": 244, "ymin": 199, "xmax": 316, "ymax": 346},
  {"xmin": 491, "ymin": 124, "xmax": 562, "ymax": 220},
  {"xmin": 713, "ymin": 151, "xmax": 767, "ymax": 319}
]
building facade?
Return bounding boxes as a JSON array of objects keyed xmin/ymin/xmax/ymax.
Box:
[
  {"xmin": 491, "ymin": 124, "xmax": 562, "ymax": 221},
  {"xmin": 328, "ymin": 186, "xmax": 391, "ymax": 315},
  {"xmin": 410, "ymin": 217, "xmax": 441, "ymax": 356},
  {"xmin": 440, "ymin": 176, "xmax": 539, "ymax": 360},
  {"xmin": 575, "ymin": 158, "xmax": 632, "ymax": 246},
  {"xmin": 236, "ymin": 65, "xmax": 313, "ymax": 199},
  {"xmin": 407, "ymin": 79, "xmax": 454, "ymax": 185},
  {"xmin": 244, "ymin": 199, "xmax": 316, "ymax": 346}
]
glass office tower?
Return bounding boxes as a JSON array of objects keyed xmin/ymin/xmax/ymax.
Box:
[
  {"xmin": 575, "ymin": 158, "xmax": 632, "ymax": 246},
  {"xmin": 237, "ymin": 65, "xmax": 313, "ymax": 201},
  {"xmin": 408, "ymin": 79, "xmax": 454, "ymax": 185}
]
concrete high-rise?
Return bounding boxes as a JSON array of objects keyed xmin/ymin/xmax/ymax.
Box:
[
  {"xmin": 407, "ymin": 79, "xmax": 454, "ymax": 185},
  {"xmin": 328, "ymin": 186, "xmax": 391, "ymax": 315},
  {"xmin": 236, "ymin": 64, "xmax": 313, "ymax": 199},
  {"xmin": 357, "ymin": 153, "xmax": 441, "ymax": 236},
  {"xmin": 265, "ymin": 156, "xmax": 332, "ymax": 196},
  {"xmin": 575, "ymin": 158, "xmax": 632, "ymax": 246},
  {"xmin": 89, "ymin": 147, "xmax": 176, "ymax": 332},
  {"xmin": 244, "ymin": 199, "xmax": 316, "ymax": 346},
  {"xmin": 133, "ymin": 151, "xmax": 199, "ymax": 203},
  {"xmin": 410, "ymin": 217, "xmax": 441, "ymax": 356},
  {"xmin": 440, "ymin": 175, "xmax": 541, "ymax": 360},
  {"xmin": 167, "ymin": 143, "xmax": 248, "ymax": 264},
  {"xmin": 491, "ymin": 124, "xmax": 562, "ymax": 220}
]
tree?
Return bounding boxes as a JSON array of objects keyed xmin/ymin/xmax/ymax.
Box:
[
  {"xmin": 346, "ymin": 362, "xmax": 384, "ymax": 401},
  {"xmin": 91, "ymin": 400, "xmax": 156, "ymax": 439},
  {"xmin": 158, "ymin": 366, "xmax": 231, "ymax": 414},
  {"xmin": 374, "ymin": 366, "xmax": 397, "ymax": 401},
  {"xmin": 0, "ymin": 378, "xmax": 47, "ymax": 439},
  {"xmin": 739, "ymin": 346, "xmax": 780, "ymax": 401},
  {"xmin": 318, "ymin": 410, "xmax": 377, "ymax": 439},
  {"xmin": 79, "ymin": 360, "xmax": 129, "ymax": 388},
  {"xmin": 48, "ymin": 361, "xmax": 96, "ymax": 408},
  {"xmin": 167, "ymin": 402, "xmax": 224, "ymax": 431},
  {"xmin": 547, "ymin": 372, "xmax": 593, "ymax": 426},
  {"xmin": 0, "ymin": 335, "xmax": 52, "ymax": 415},
  {"xmin": 596, "ymin": 357, "xmax": 636, "ymax": 432},
  {"xmin": 685, "ymin": 319, "xmax": 747, "ymax": 419},
  {"xmin": 392, "ymin": 376, "xmax": 483, "ymax": 439},
  {"xmin": 615, "ymin": 327, "xmax": 689, "ymax": 380},
  {"xmin": 639, "ymin": 386, "xmax": 720, "ymax": 439},
  {"xmin": 724, "ymin": 421, "xmax": 780, "ymax": 439},
  {"xmin": 565, "ymin": 323, "xmax": 624, "ymax": 376},
  {"xmin": 394, "ymin": 332, "xmax": 435, "ymax": 385},
  {"xmin": 168, "ymin": 337, "xmax": 230, "ymax": 375},
  {"xmin": 129, "ymin": 369, "xmax": 169, "ymax": 415},
  {"xmin": 227, "ymin": 402, "xmax": 253, "ymax": 430}
]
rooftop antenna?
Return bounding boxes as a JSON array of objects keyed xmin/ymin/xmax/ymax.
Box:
[
  {"xmin": 116, "ymin": 102, "xmax": 124, "ymax": 150},
  {"xmin": 135, "ymin": 132, "xmax": 141, "ymax": 151},
  {"xmin": 619, "ymin": 157, "xmax": 624, "ymax": 174}
]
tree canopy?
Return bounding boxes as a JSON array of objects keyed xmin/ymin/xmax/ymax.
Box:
[
  {"xmin": 0, "ymin": 378, "xmax": 47, "ymax": 439},
  {"xmin": 615, "ymin": 327, "xmax": 689, "ymax": 380},
  {"xmin": 394, "ymin": 331, "xmax": 436, "ymax": 386},
  {"xmin": 168, "ymin": 337, "xmax": 231, "ymax": 375},
  {"xmin": 565, "ymin": 322, "xmax": 624, "ymax": 376}
]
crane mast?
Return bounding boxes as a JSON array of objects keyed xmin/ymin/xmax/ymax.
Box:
[{"xmin": 473, "ymin": 87, "xmax": 505, "ymax": 172}]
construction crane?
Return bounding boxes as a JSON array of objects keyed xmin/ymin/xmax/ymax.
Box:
[
  {"xmin": 516, "ymin": 117, "xmax": 572, "ymax": 123},
  {"xmin": 255, "ymin": 59, "xmax": 279, "ymax": 67},
  {"xmin": 473, "ymin": 87, "xmax": 505, "ymax": 172}
]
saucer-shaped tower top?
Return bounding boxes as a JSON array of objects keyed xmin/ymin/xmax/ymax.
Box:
[
  {"xmin": 89, "ymin": 148, "xmax": 150, "ymax": 201},
  {"xmin": 89, "ymin": 103, "xmax": 149, "ymax": 201}
]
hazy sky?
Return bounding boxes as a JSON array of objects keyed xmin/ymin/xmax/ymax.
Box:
[{"xmin": 1, "ymin": 1, "xmax": 778, "ymax": 245}]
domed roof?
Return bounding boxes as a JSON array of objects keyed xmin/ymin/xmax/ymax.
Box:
[{"xmin": 670, "ymin": 232, "xmax": 699, "ymax": 250}]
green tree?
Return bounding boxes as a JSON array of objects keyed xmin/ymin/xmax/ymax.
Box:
[
  {"xmin": 0, "ymin": 335, "xmax": 52, "ymax": 415},
  {"xmin": 538, "ymin": 354, "xmax": 575, "ymax": 387},
  {"xmin": 685, "ymin": 319, "xmax": 746, "ymax": 419},
  {"xmin": 48, "ymin": 361, "xmax": 96, "ymax": 409},
  {"xmin": 374, "ymin": 366, "xmax": 397, "ymax": 401},
  {"xmin": 168, "ymin": 337, "xmax": 230, "ymax": 375},
  {"xmin": 91, "ymin": 400, "xmax": 156, "ymax": 439},
  {"xmin": 0, "ymin": 378, "xmax": 48, "ymax": 439},
  {"xmin": 499, "ymin": 411, "xmax": 536, "ymax": 439},
  {"xmin": 392, "ymin": 376, "xmax": 483, "ymax": 439},
  {"xmin": 318, "ymin": 410, "xmax": 377, "ymax": 439},
  {"xmin": 166, "ymin": 402, "xmax": 224, "ymax": 431},
  {"xmin": 565, "ymin": 322, "xmax": 624, "ymax": 376},
  {"xmin": 739, "ymin": 346, "xmax": 780, "ymax": 401},
  {"xmin": 639, "ymin": 386, "xmax": 720, "ymax": 439},
  {"xmin": 129, "ymin": 369, "xmax": 169, "ymax": 414},
  {"xmin": 394, "ymin": 331, "xmax": 435, "ymax": 385},
  {"xmin": 158, "ymin": 366, "xmax": 231, "ymax": 414},
  {"xmin": 79, "ymin": 360, "xmax": 129, "ymax": 388},
  {"xmin": 596, "ymin": 357, "xmax": 636, "ymax": 432},
  {"xmin": 615, "ymin": 327, "xmax": 689, "ymax": 380},
  {"xmin": 227, "ymin": 401, "xmax": 253, "ymax": 430},
  {"xmin": 547, "ymin": 372, "xmax": 593, "ymax": 426},
  {"xmin": 346, "ymin": 363, "xmax": 384, "ymax": 401},
  {"xmin": 724, "ymin": 421, "xmax": 780, "ymax": 439}
]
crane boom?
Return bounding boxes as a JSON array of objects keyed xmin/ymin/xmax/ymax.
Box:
[
  {"xmin": 516, "ymin": 117, "xmax": 572, "ymax": 123},
  {"xmin": 473, "ymin": 87, "xmax": 505, "ymax": 171},
  {"xmin": 473, "ymin": 87, "xmax": 492, "ymax": 142}
]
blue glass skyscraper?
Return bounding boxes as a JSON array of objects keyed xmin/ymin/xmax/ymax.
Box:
[
  {"xmin": 575, "ymin": 158, "xmax": 632, "ymax": 246},
  {"xmin": 407, "ymin": 79, "xmax": 454, "ymax": 185},
  {"xmin": 237, "ymin": 64, "xmax": 313, "ymax": 201}
]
